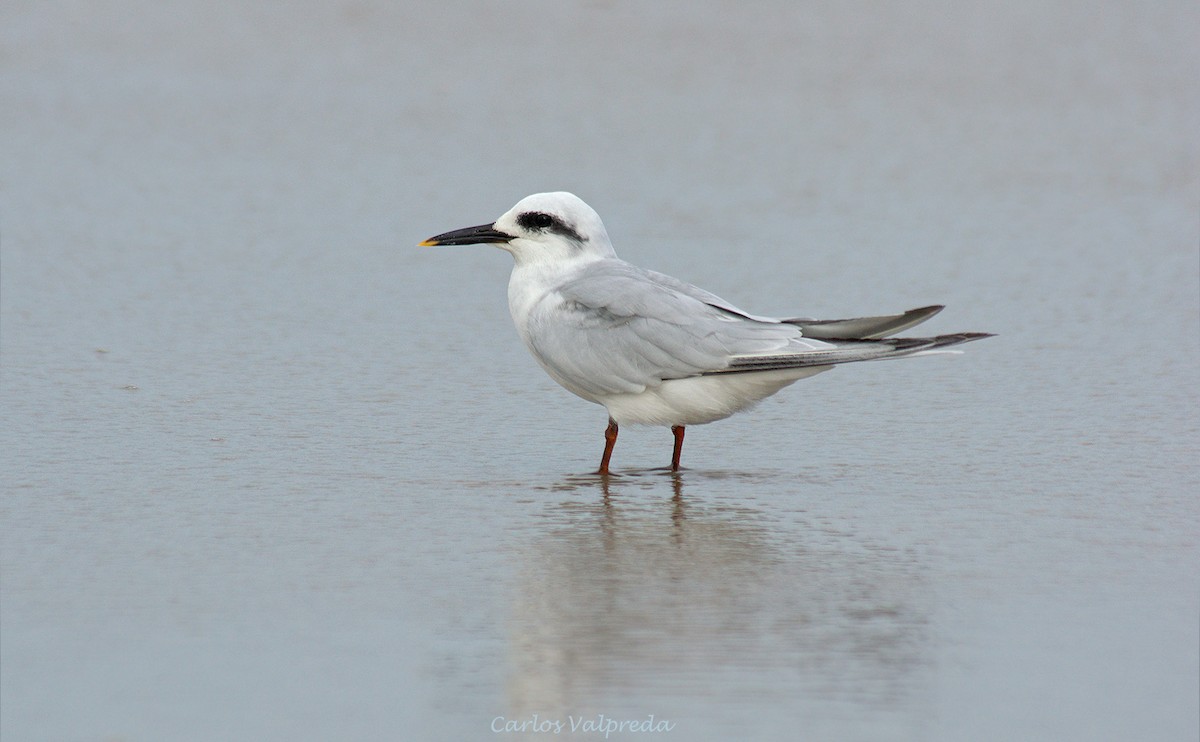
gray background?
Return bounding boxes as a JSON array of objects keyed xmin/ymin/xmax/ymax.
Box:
[{"xmin": 3, "ymin": 1, "xmax": 1197, "ymax": 740}]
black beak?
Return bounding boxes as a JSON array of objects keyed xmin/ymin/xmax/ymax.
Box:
[{"xmin": 419, "ymin": 223, "xmax": 514, "ymax": 247}]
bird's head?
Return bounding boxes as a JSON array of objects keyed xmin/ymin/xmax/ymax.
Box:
[{"xmin": 420, "ymin": 191, "xmax": 616, "ymax": 265}]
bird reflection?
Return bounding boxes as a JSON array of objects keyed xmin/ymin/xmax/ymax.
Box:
[{"xmin": 506, "ymin": 472, "xmax": 931, "ymax": 726}]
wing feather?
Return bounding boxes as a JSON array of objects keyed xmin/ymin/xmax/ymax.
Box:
[
  {"xmin": 518, "ymin": 259, "xmax": 988, "ymax": 399},
  {"xmin": 523, "ymin": 261, "xmax": 813, "ymax": 397}
]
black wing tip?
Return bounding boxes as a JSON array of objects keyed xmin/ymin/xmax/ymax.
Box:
[
  {"xmin": 809, "ymin": 331, "xmax": 995, "ymax": 346},
  {"xmin": 927, "ymin": 331, "xmax": 996, "ymax": 348}
]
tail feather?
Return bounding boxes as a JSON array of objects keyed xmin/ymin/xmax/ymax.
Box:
[
  {"xmin": 709, "ymin": 332, "xmax": 995, "ymax": 375},
  {"xmin": 786, "ymin": 305, "xmax": 945, "ymax": 339}
]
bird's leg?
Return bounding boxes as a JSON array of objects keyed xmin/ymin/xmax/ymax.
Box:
[
  {"xmin": 598, "ymin": 418, "xmax": 619, "ymax": 475},
  {"xmin": 670, "ymin": 425, "xmax": 686, "ymax": 471}
]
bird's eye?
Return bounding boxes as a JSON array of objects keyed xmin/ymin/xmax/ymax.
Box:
[{"xmin": 519, "ymin": 212, "xmax": 555, "ymax": 231}]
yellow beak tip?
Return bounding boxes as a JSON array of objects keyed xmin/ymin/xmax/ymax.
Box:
[{"xmin": 418, "ymin": 238, "xmax": 440, "ymax": 247}]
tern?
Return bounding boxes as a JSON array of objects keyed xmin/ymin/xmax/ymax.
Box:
[{"xmin": 420, "ymin": 192, "xmax": 991, "ymax": 474}]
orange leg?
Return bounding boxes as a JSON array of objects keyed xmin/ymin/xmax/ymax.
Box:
[
  {"xmin": 598, "ymin": 418, "xmax": 618, "ymax": 475},
  {"xmin": 670, "ymin": 425, "xmax": 686, "ymax": 471}
]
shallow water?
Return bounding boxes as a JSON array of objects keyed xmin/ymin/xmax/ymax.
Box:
[{"xmin": 3, "ymin": 1, "xmax": 1198, "ymax": 740}]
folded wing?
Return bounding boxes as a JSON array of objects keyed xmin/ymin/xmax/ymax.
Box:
[
  {"xmin": 526, "ymin": 261, "xmax": 823, "ymax": 397},
  {"xmin": 524, "ymin": 259, "xmax": 992, "ymax": 396}
]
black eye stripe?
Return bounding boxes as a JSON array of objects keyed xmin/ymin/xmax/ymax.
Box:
[
  {"xmin": 516, "ymin": 211, "xmax": 586, "ymax": 242},
  {"xmin": 517, "ymin": 211, "xmax": 555, "ymax": 230}
]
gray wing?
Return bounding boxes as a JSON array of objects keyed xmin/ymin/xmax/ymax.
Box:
[
  {"xmin": 634, "ymin": 267, "xmax": 784, "ymax": 323},
  {"xmin": 635, "ymin": 271, "xmax": 948, "ymax": 336},
  {"xmin": 523, "ymin": 260, "xmax": 993, "ymax": 397},
  {"xmin": 524, "ymin": 260, "xmax": 823, "ymax": 397}
]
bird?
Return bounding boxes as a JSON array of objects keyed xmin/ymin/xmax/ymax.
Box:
[{"xmin": 420, "ymin": 192, "xmax": 991, "ymax": 475}]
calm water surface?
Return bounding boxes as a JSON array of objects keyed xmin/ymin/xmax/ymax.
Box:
[{"xmin": 3, "ymin": 2, "xmax": 1197, "ymax": 740}]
